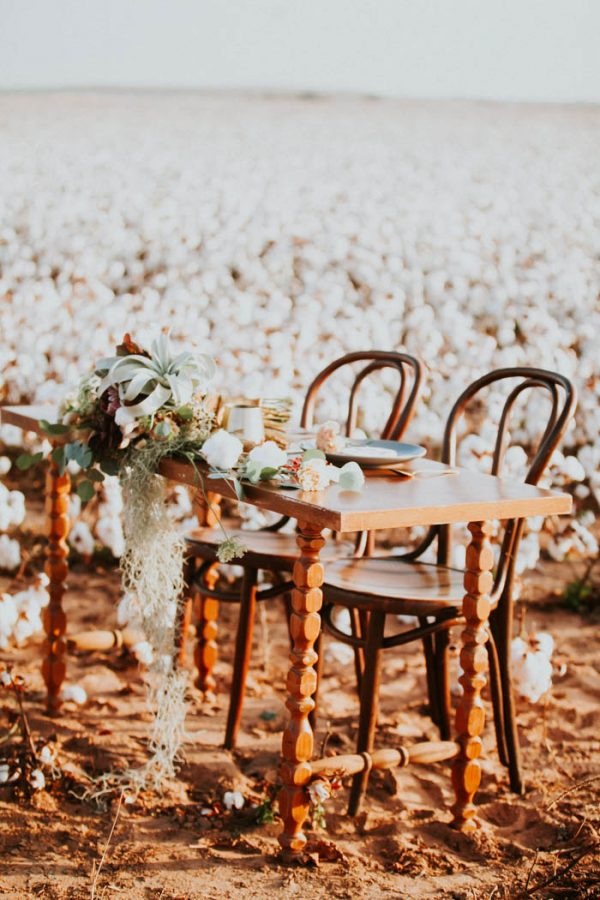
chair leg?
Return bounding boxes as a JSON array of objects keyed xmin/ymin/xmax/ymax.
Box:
[
  {"xmin": 434, "ymin": 627, "xmax": 452, "ymax": 741},
  {"xmin": 486, "ymin": 620, "xmax": 509, "ymax": 768},
  {"xmin": 351, "ymin": 608, "xmax": 368, "ymax": 694},
  {"xmin": 348, "ymin": 609, "xmax": 386, "ymax": 817},
  {"xmin": 494, "ymin": 607, "xmax": 524, "ymax": 793},
  {"xmin": 224, "ymin": 568, "xmax": 258, "ymax": 750},
  {"xmin": 194, "ymin": 565, "xmax": 219, "ymax": 700},
  {"xmin": 176, "ymin": 557, "xmax": 196, "ymax": 667},
  {"xmin": 282, "ymin": 589, "xmax": 294, "ymax": 650},
  {"xmin": 309, "ymin": 630, "xmax": 324, "ymax": 733},
  {"xmin": 419, "ymin": 617, "xmax": 440, "ymax": 727}
]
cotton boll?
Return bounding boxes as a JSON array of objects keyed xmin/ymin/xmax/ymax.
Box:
[
  {"xmin": 12, "ymin": 615, "xmax": 37, "ymax": 646},
  {"xmin": 117, "ymin": 592, "xmax": 142, "ymax": 628},
  {"xmin": 132, "ymin": 641, "xmax": 154, "ymax": 666},
  {"xmin": 511, "ymin": 633, "xmax": 553, "ymax": 703},
  {"xmin": 535, "ymin": 632, "xmax": 554, "ymax": 657},
  {"xmin": 223, "ymin": 790, "xmax": 244, "ymax": 811},
  {"xmin": 68, "ymin": 521, "xmax": 95, "ymax": 556},
  {"xmin": 0, "ymin": 535, "xmax": 21, "ymax": 571},
  {"xmin": 61, "ymin": 684, "xmax": 87, "ymax": 705},
  {"xmin": 30, "ymin": 769, "xmax": 46, "ymax": 790},
  {"xmin": 68, "ymin": 494, "xmax": 82, "ymax": 519},
  {"xmin": 324, "ymin": 641, "xmax": 355, "ymax": 666},
  {"xmin": 331, "ymin": 607, "xmax": 352, "ymax": 636},
  {"xmin": 6, "ymin": 491, "xmax": 25, "ymax": 528},
  {"xmin": 0, "ymin": 457, "xmax": 12, "ymax": 476},
  {"xmin": 0, "ymin": 594, "xmax": 18, "ymax": 648},
  {"xmin": 95, "ymin": 516, "xmax": 125, "ymax": 558}
]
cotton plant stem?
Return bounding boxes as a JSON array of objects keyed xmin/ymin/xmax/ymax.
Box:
[{"xmin": 13, "ymin": 683, "xmax": 38, "ymax": 764}]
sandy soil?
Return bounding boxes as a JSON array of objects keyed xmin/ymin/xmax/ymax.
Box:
[{"xmin": 1, "ymin": 498, "xmax": 599, "ymax": 899}]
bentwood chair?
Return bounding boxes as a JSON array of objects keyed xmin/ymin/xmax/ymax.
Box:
[
  {"xmin": 181, "ymin": 351, "xmax": 424, "ymax": 749},
  {"xmin": 319, "ymin": 367, "xmax": 576, "ymax": 814}
]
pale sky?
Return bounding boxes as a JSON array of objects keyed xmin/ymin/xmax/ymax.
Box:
[{"xmin": 1, "ymin": 0, "xmax": 599, "ymax": 102}]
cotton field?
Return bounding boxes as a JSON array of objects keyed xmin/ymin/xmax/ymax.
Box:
[{"xmin": 0, "ymin": 92, "xmax": 598, "ymax": 587}]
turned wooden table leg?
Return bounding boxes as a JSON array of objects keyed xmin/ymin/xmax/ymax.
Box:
[
  {"xmin": 194, "ymin": 564, "xmax": 219, "ymax": 702},
  {"xmin": 451, "ymin": 520, "xmax": 494, "ymax": 831},
  {"xmin": 278, "ymin": 523, "xmax": 325, "ymax": 859},
  {"xmin": 43, "ymin": 460, "xmax": 71, "ymax": 715}
]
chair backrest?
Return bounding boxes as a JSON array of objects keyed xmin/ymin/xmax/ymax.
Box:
[
  {"xmin": 436, "ymin": 367, "xmax": 577, "ymax": 600},
  {"xmin": 300, "ymin": 351, "xmax": 424, "ymax": 441}
]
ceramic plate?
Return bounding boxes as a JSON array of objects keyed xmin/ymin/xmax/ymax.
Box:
[{"xmin": 324, "ymin": 439, "xmax": 426, "ymax": 468}]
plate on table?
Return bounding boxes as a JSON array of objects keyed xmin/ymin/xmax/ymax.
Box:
[{"xmin": 324, "ymin": 439, "xmax": 426, "ymax": 469}]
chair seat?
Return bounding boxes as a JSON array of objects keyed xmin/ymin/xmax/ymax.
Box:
[
  {"xmin": 186, "ymin": 527, "xmax": 355, "ymax": 571},
  {"xmin": 324, "ymin": 556, "xmax": 466, "ymax": 616}
]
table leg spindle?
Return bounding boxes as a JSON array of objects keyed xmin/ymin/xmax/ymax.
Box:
[
  {"xmin": 194, "ymin": 565, "xmax": 219, "ymax": 701},
  {"xmin": 451, "ymin": 520, "xmax": 494, "ymax": 831},
  {"xmin": 43, "ymin": 461, "xmax": 71, "ymax": 715},
  {"xmin": 278, "ymin": 524, "xmax": 325, "ymax": 859}
]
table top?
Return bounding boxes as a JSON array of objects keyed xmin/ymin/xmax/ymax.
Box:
[{"xmin": 1, "ymin": 405, "xmax": 572, "ymax": 532}]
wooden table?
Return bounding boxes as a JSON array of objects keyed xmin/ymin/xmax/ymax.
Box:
[{"xmin": 0, "ymin": 405, "xmax": 572, "ymax": 856}]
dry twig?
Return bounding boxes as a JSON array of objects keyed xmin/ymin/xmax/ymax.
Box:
[
  {"xmin": 523, "ymin": 845, "xmax": 596, "ymax": 896},
  {"xmin": 90, "ymin": 790, "xmax": 124, "ymax": 900},
  {"xmin": 545, "ymin": 774, "xmax": 600, "ymax": 810}
]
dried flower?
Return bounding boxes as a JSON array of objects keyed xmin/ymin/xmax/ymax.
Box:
[
  {"xmin": 316, "ymin": 421, "xmax": 345, "ymax": 453},
  {"xmin": 308, "ymin": 779, "xmax": 332, "ymax": 805},
  {"xmin": 217, "ymin": 535, "xmax": 247, "ymax": 563}
]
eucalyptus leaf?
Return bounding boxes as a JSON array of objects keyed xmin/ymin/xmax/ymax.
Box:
[
  {"xmin": 51, "ymin": 445, "xmax": 66, "ymax": 475},
  {"xmin": 15, "ymin": 452, "xmax": 43, "ymax": 471},
  {"xmin": 259, "ymin": 466, "xmax": 279, "ymax": 481},
  {"xmin": 39, "ymin": 419, "xmax": 70, "ymax": 436},
  {"xmin": 244, "ymin": 461, "xmax": 263, "ymax": 484},
  {"xmin": 99, "ymin": 457, "xmax": 120, "ymax": 476},
  {"xmin": 79, "ymin": 446, "xmax": 93, "ymax": 468},
  {"xmin": 76, "ymin": 480, "xmax": 95, "ymax": 502},
  {"xmin": 302, "ymin": 448, "xmax": 326, "ymax": 461},
  {"xmin": 86, "ymin": 468, "xmax": 105, "ymax": 483},
  {"xmin": 64, "ymin": 441, "xmax": 93, "ymax": 469}
]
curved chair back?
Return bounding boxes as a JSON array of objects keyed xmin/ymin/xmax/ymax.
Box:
[
  {"xmin": 437, "ymin": 367, "xmax": 577, "ymax": 601},
  {"xmin": 300, "ymin": 351, "xmax": 424, "ymax": 441}
]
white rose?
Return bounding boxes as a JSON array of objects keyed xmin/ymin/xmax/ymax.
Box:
[
  {"xmin": 202, "ymin": 429, "xmax": 243, "ymax": 470},
  {"xmin": 298, "ymin": 457, "xmax": 335, "ymax": 491},
  {"xmin": 247, "ymin": 440, "xmax": 287, "ymax": 470}
]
